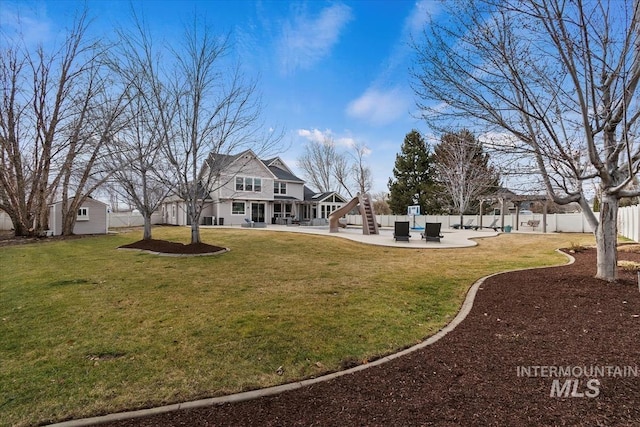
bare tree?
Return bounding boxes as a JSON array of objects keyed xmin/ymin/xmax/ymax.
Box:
[
  {"xmin": 298, "ymin": 136, "xmax": 340, "ymax": 193},
  {"xmin": 412, "ymin": 0, "xmax": 639, "ymax": 281},
  {"xmin": 0, "ymin": 10, "xmax": 127, "ymax": 236},
  {"xmin": 163, "ymin": 18, "xmax": 281, "ymax": 244},
  {"xmin": 351, "ymin": 143, "xmax": 373, "ymax": 195},
  {"xmin": 433, "ymin": 130, "xmax": 500, "ymax": 225},
  {"xmin": 56, "ymin": 63, "xmax": 130, "ymax": 235},
  {"xmin": 297, "ymin": 138, "xmax": 372, "ymax": 197},
  {"xmin": 332, "ymin": 151, "xmax": 353, "ymax": 198},
  {"xmin": 106, "ymin": 95, "xmax": 174, "ymax": 240},
  {"xmin": 371, "ymin": 191, "xmax": 392, "ymax": 215},
  {"xmin": 106, "ymin": 15, "xmax": 176, "ymax": 240}
]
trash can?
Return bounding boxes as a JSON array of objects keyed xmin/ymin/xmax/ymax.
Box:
[
  {"xmin": 504, "ymin": 225, "xmax": 512, "ymax": 233},
  {"xmin": 218, "ymin": 217, "xmax": 224, "ymax": 226}
]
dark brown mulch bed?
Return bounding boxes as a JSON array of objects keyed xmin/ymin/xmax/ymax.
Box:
[
  {"xmin": 118, "ymin": 239, "xmax": 226, "ymax": 255},
  {"xmin": 0, "ymin": 230, "xmax": 93, "ymax": 247},
  {"xmin": 100, "ymin": 248, "xmax": 640, "ymax": 426}
]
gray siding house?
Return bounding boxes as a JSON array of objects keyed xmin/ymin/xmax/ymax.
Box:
[{"xmin": 160, "ymin": 149, "xmax": 347, "ymax": 226}]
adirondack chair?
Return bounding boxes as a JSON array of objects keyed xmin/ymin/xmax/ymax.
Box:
[
  {"xmin": 393, "ymin": 221, "xmax": 411, "ymax": 242},
  {"xmin": 421, "ymin": 222, "xmax": 443, "ymax": 242}
]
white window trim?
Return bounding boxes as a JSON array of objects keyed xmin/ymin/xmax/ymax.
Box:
[
  {"xmin": 77, "ymin": 207, "xmax": 90, "ymax": 221},
  {"xmin": 231, "ymin": 201, "xmax": 246, "ymax": 215},
  {"xmin": 274, "ymin": 181, "xmax": 287, "ymax": 195},
  {"xmin": 236, "ymin": 177, "xmax": 262, "ymax": 193}
]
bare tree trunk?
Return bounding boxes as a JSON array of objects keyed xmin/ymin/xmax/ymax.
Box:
[
  {"xmin": 191, "ymin": 223, "xmax": 201, "ymax": 245},
  {"xmin": 143, "ymin": 216, "xmax": 152, "ymax": 240},
  {"xmin": 595, "ymin": 194, "xmax": 619, "ymax": 282}
]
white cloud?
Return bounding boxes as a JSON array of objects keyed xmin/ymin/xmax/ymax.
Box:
[
  {"xmin": 346, "ymin": 87, "xmax": 411, "ymax": 126},
  {"xmin": 297, "ymin": 128, "xmax": 357, "ymax": 149},
  {"xmin": 278, "ymin": 3, "xmax": 353, "ymax": 74},
  {"xmin": 406, "ymin": 0, "xmax": 442, "ymax": 36},
  {"xmin": 297, "ymin": 128, "xmax": 332, "ymax": 144},
  {"xmin": 1, "ymin": 5, "xmax": 52, "ymax": 46},
  {"xmin": 335, "ymin": 136, "xmax": 357, "ymax": 149}
]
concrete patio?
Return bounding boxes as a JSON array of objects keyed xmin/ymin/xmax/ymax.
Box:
[{"xmin": 210, "ymin": 224, "xmax": 501, "ymax": 248}]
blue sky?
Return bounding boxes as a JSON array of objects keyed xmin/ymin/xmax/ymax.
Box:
[{"xmin": 2, "ymin": 0, "xmax": 441, "ymax": 194}]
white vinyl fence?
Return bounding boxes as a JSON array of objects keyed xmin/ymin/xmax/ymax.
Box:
[
  {"xmin": 618, "ymin": 205, "xmax": 640, "ymax": 243},
  {"xmin": 0, "ymin": 208, "xmax": 638, "ymax": 242},
  {"xmin": 346, "ymin": 212, "xmax": 596, "ymax": 234},
  {"xmin": 108, "ymin": 212, "xmax": 163, "ymax": 228},
  {"xmin": 0, "ymin": 211, "xmax": 164, "ymax": 232}
]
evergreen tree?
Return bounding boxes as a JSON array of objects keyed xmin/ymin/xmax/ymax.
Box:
[{"xmin": 387, "ymin": 130, "xmax": 440, "ymax": 215}]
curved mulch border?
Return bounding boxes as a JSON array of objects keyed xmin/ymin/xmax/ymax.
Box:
[
  {"xmin": 53, "ymin": 248, "xmax": 640, "ymax": 427},
  {"xmin": 117, "ymin": 239, "xmax": 229, "ymax": 257}
]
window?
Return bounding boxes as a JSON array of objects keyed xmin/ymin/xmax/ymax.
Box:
[
  {"xmin": 236, "ymin": 177, "xmax": 262, "ymax": 192},
  {"xmin": 274, "ymin": 182, "xmax": 287, "ymax": 194},
  {"xmin": 232, "ymin": 202, "xmax": 245, "ymax": 215},
  {"xmin": 77, "ymin": 207, "xmax": 89, "ymax": 221}
]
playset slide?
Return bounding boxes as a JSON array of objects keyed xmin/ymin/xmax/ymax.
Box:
[{"xmin": 329, "ymin": 193, "xmax": 379, "ymax": 235}]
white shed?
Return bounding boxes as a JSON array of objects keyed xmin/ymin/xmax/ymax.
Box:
[{"xmin": 49, "ymin": 197, "xmax": 108, "ymax": 236}]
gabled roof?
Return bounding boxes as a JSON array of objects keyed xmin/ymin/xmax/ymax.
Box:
[
  {"xmin": 50, "ymin": 195, "xmax": 107, "ymax": 207},
  {"xmin": 203, "ymin": 150, "xmax": 305, "ymax": 182},
  {"xmin": 312, "ymin": 191, "xmax": 336, "ymax": 201},
  {"xmin": 268, "ymin": 165, "xmax": 304, "ymax": 183},
  {"xmin": 262, "ymin": 157, "xmax": 294, "ymax": 174},
  {"xmin": 203, "ymin": 152, "xmax": 241, "ymax": 175},
  {"xmin": 303, "ymin": 186, "xmax": 347, "ymax": 203},
  {"xmin": 203, "ymin": 149, "xmax": 273, "ymax": 178},
  {"xmin": 303, "ymin": 185, "xmax": 317, "ymax": 201}
]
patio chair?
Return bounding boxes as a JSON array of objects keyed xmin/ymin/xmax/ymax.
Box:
[
  {"xmin": 393, "ymin": 221, "xmax": 411, "ymax": 242},
  {"xmin": 480, "ymin": 218, "xmax": 501, "ymax": 231},
  {"xmin": 421, "ymin": 222, "xmax": 443, "ymax": 242},
  {"xmin": 452, "ymin": 219, "xmax": 474, "ymax": 229}
]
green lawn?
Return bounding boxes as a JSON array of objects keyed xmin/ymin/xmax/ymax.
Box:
[{"xmin": 0, "ymin": 227, "xmax": 595, "ymax": 426}]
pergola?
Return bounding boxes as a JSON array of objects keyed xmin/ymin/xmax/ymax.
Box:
[{"xmin": 479, "ymin": 190, "xmax": 550, "ymax": 232}]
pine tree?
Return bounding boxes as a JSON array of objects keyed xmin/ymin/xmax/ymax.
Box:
[{"xmin": 387, "ymin": 130, "xmax": 440, "ymax": 215}]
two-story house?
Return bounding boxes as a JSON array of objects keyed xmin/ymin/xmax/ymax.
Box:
[{"xmin": 161, "ymin": 149, "xmax": 348, "ymax": 226}]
